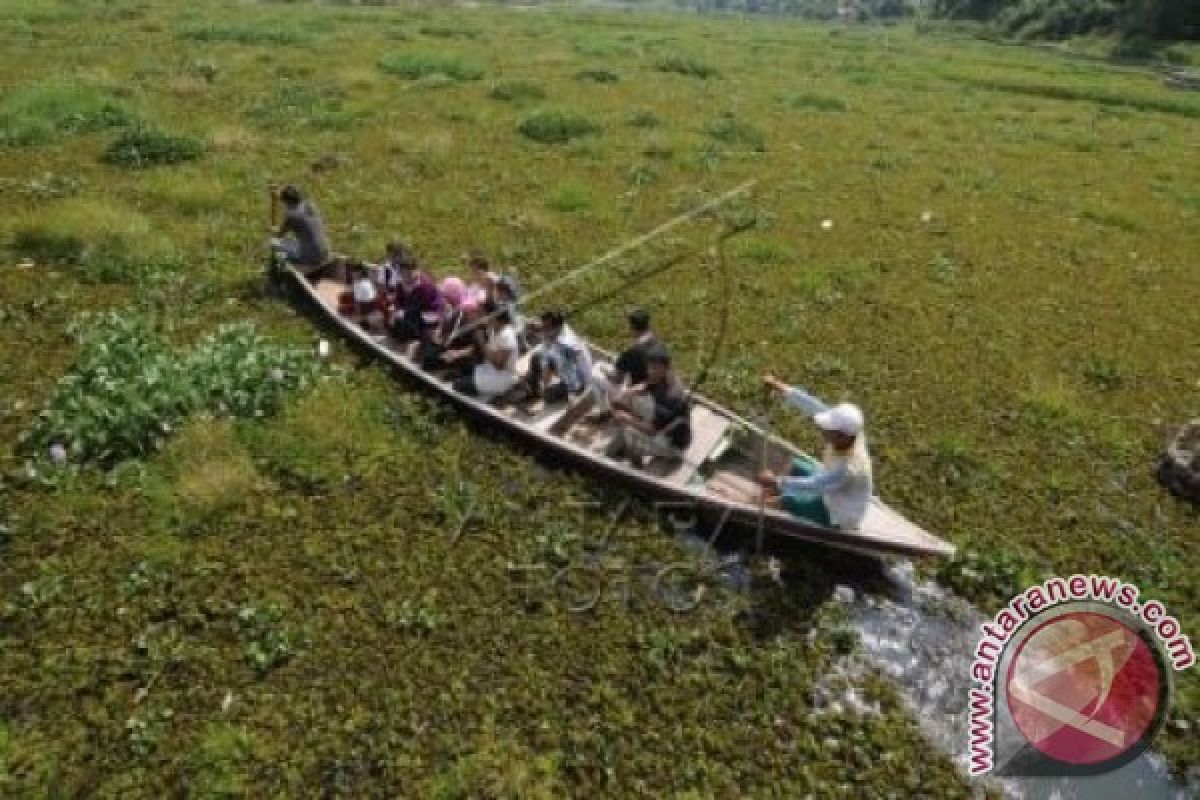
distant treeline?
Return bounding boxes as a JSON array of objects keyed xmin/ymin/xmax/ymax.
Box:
[
  {"xmin": 641, "ymin": 0, "xmax": 1199, "ymax": 42},
  {"xmin": 933, "ymin": 0, "xmax": 1199, "ymax": 42}
]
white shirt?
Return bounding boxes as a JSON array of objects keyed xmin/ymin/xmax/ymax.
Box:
[
  {"xmin": 780, "ymin": 386, "xmax": 874, "ymax": 529},
  {"xmin": 819, "ymin": 437, "xmax": 873, "ymax": 529},
  {"xmin": 353, "ymin": 277, "xmax": 377, "ymax": 304},
  {"xmin": 488, "ymin": 324, "xmax": 519, "ymax": 376},
  {"xmin": 547, "ymin": 325, "xmax": 593, "ymax": 393}
]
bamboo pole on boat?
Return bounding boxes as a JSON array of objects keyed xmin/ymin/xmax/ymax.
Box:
[
  {"xmin": 459, "ymin": 179, "xmax": 758, "ymax": 338},
  {"xmin": 755, "ymin": 385, "xmax": 770, "ymax": 557},
  {"xmin": 520, "ymin": 179, "xmax": 757, "ymax": 307}
]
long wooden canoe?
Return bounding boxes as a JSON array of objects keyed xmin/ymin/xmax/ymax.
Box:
[{"xmin": 283, "ymin": 265, "xmax": 955, "ymax": 560}]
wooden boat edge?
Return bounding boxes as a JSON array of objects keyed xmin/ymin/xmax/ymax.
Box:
[{"xmin": 283, "ymin": 266, "xmax": 956, "ymax": 561}]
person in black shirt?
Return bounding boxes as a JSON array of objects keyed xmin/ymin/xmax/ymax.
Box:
[
  {"xmin": 269, "ymin": 185, "xmax": 330, "ymax": 273},
  {"xmin": 586, "ymin": 308, "xmax": 661, "ymax": 422},
  {"xmin": 605, "ymin": 344, "xmax": 692, "ymax": 468}
]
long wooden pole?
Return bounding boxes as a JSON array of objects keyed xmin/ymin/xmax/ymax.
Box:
[
  {"xmin": 457, "ymin": 179, "xmax": 758, "ymax": 339},
  {"xmin": 520, "ymin": 179, "xmax": 757, "ymax": 308},
  {"xmin": 755, "ymin": 384, "xmax": 773, "ymax": 558}
]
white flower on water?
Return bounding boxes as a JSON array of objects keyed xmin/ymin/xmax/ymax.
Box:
[
  {"xmin": 920, "ymin": 210, "xmax": 934, "ymax": 223},
  {"xmin": 821, "ymin": 218, "xmax": 833, "ymax": 230}
]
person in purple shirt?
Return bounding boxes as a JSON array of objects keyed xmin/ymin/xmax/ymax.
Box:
[{"xmin": 386, "ymin": 244, "xmax": 443, "ymax": 344}]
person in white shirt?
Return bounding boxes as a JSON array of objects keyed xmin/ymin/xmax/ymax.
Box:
[
  {"xmin": 452, "ymin": 302, "xmax": 520, "ymax": 401},
  {"xmin": 347, "ymin": 260, "xmax": 379, "ymax": 328},
  {"xmin": 757, "ymin": 374, "xmax": 873, "ymax": 530}
]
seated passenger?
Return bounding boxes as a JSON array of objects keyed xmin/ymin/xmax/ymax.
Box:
[
  {"xmin": 416, "ymin": 277, "xmax": 468, "ymax": 370},
  {"xmin": 588, "ymin": 308, "xmax": 660, "ymax": 421},
  {"xmin": 523, "ymin": 309, "xmax": 593, "ymax": 404},
  {"xmin": 467, "ymin": 248, "xmax": 496, "ymax": 286},
  {"xmin": 605, "ymin": 345, "xmax": 692, "ymax": 468},
  {"xmin": 468, "ymin": 249, "xmax": 522, "ymax": 329},
  {"xmin": 452, "ymin": 301, "xmax": 520, "ymax": 401},
  {"xmin": 387, "ymin": 247, "xmax": 443, "ymax": 344},
  {"xmin": 756, "ymin": 374, "xmax": 873, "ymax": 530},
  {"xmin": 375, "ymin": 239, "xmax": 409, "ymax": 294},
  {"xmin": 347, "ymin": 260, "xmax": 379, "ymax": 326},
  {"xmin": 268, "ymin": 184, "xmax": 330, "ymax": 274},
  {"xmin": 438, "ymin": 287, "xmax": 487, "ymax": 370}
]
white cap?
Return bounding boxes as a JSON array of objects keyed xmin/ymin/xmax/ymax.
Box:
[{"xmin": 814, "ymin": 402, "xmax": 864, "ymax": 436}]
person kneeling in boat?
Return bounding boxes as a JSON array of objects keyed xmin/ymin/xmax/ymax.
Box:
[
  {"xmin": 452, "ymin": 301, "xmax": 520, "ymax": 401},
  {"xmin": 523, "ymin": 309, "xmax": 593, "ymax": 404},
  {"xmin": 757, "ymin": 374, "xmax": 873, "ymax": 530},
  {"xmin": 268, "ymin": 184, "xmax": 330, "ymax": 275},
  {"xmin": 605, "ymin": 345, "xmax": 692, "ymax": 468}
]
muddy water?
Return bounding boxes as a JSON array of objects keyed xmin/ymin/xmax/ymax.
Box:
[
  {"xmin": 848, "ymin": 561, "xmax": 1195, "ymax": 800},
  {"xmin": 676, "ymin": 532, "xmax": 1194, "ymax": 799}
]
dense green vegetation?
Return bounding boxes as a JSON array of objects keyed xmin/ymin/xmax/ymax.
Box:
[{"xmin": 0, "ymin": 0, "xmax": 1196, "ymax": 795}]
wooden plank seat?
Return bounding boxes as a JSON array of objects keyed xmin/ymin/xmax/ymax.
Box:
[
  {"xmin": 648, "ymin": 406, "xmax": 732, "ymax": 485},
  {"xmin": 707, "ymin": 469, "xmax": 763, "ymax": 504}
]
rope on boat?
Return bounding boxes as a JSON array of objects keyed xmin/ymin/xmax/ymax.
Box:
[
  {"xmin": 458, "ymin": 179, "xmax": 759, "ymax": 338},
  {"xmin": 520, "ymin": 179, "xmax": 758, "ymax": 307}
]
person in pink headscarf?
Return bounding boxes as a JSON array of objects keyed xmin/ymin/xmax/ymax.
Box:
[{"xmin": 418, "ymin": 278, "xmax": 484, "ymax": 372}]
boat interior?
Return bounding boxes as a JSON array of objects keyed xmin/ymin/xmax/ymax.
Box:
[
  {"xmin": 309, "ymin": 274, "xmax": 777, "ymax": 500},
  {"xmin": 300, "ymin": 267, "xmax": 952, "ymax": 558}
]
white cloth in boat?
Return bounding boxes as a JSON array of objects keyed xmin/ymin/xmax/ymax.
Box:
[
  {"xmin": 352, "ymin": 277, "xmax": 377, "ymax": 305},
  {"xmin": 472, "ymin": 323, "xmax": 520, "ymax": 399},
  {"xmin": 778, "ymin": 385, "xmax": 873, "ymax": 530}
]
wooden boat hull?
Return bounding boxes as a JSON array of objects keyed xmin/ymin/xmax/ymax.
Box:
[{"xmin": 282, "ymin": 265, "xmax": 955, "ymax": 561}]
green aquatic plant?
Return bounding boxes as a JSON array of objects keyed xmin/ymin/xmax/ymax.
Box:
[
  {"xmin": 102, "ymin": 128, "xmax": 206, "ymax": 169},
  {"xmin": 176, "ymin": 20, "xmax": 313, "ymax": 45},
  {"xmin": 236, "ymin": 603, "xmax": 296, "ymax": 675},
  {"xmin": 789, "ymin": 91, "xmax": 849, "ymax": 112},
  {"xmin": 518, "ymin": 109, "xmax": 601, "ymax": 144},
  {"xmin": 20, "ymin": 313, "xmax": 322, "ymax": 467},
  {"xmin": 0, "ymin": 82, "xmax": 136, "ymax": 146},
  {"xmin": 707, "ymin": 113, "xmax": 766, "ymax": 152},
  {"xmin": 487, "ymin": 79, "xmax": 545, "ymax": 104},
  {"xmin": 575, "ymin": 67, "xmax": 619, "ymax": 83},
  {"xmin": 377, "ymin": 52, "xmax": 485, "ymax": 82},
  {"xmin": 655, "ymin": 54, "xmax": 718, "ymax": 78},
  {"xmin": 0, "ymin": 2, "xmax": 1197, "ymax": 790}
]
